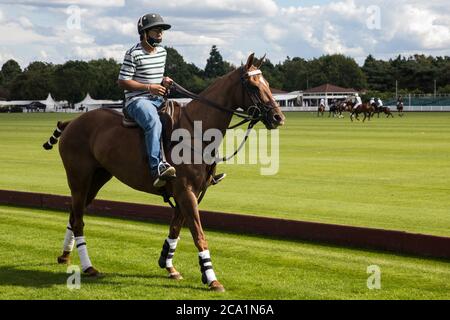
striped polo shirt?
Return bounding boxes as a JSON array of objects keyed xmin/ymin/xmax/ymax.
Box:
[{"xmin": 118, "ymin": 43, "xmax": 167, "ymax": 106}]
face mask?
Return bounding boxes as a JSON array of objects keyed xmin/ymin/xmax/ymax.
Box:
[{"xmin": 147, "ymin": 37, "xmax": 162, "ymax": 46}]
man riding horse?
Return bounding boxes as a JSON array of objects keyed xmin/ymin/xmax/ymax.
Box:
[
  {"xmin": 352, "ymin": 93, "xmax": 362, "ymax": 112},
  {"xmin": 397, "ymin": 95, "xmax": 404, "ymax": 117},
  {"xmin": 43, "ymin": 13, "xmax": 286, "ymax": 293},
  {"xmin": 117, "ymin": 13, "xmax": 177, "ymax": 188},
  {"xmin": 349, "ymin": 94, "xmax": 374, "ymax": 122},
  {"xmin": 318, "ymin": 98, "xmax": 325, "ymax": 117}
]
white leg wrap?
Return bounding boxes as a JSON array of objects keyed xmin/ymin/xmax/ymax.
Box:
[
  {"xmin": 165, "ymin": 237, "xmax": 179, "ymax": 268},
  {"xmin": 63, "ymin": 223, "xmax": 75, "ymax": 252},
  {"xmin": 75, "ymin": 236, "xmax": 92, "ymax": 272},
  {"xmin": 199, "ymin": 250, "xmax": 217, "ymax": 285}
]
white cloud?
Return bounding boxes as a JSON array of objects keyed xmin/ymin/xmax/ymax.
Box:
[
  {"xmin": 0, "ymin": 22, "xmax": 51, "ymax": 45},
  {"xmin": 18, "ymin": 16, "xmax": 33, "ymax": 28},
  {"xmin": 263, "ymin": 23, "xmax": 287, "ymax": 42},
  {"xmin": 166, "ymin": 31, "xmax": 226, "ymax": 47},
  {"xmin": 90, "ymin": 16, "xmax": 135, "ymax": 37},
  {"xmin": 9, "ymin": 0, "xmax": 125, "ymax": 7},
  {"xmin": 74, "ymin": 44, "xmax": 126, "ymax": 61},
  {"xmin": 138, "ymin": 0, "xmax": 278, "ymax": 17},
  {"xmin": 40, "ymin": 50, "xmax": 48, "ymax": 59},
  {"xmin": 1, "ymin": 0, "xmax": 450, "ymax": 69},
  {"xmin": 395, "ymin": 4, "xmax": 450, "ymax": 50}
]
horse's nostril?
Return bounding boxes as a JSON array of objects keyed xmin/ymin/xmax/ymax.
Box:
[{"xmin": 273, "ymin": 114, "xmax": 283, "ymax": 123}]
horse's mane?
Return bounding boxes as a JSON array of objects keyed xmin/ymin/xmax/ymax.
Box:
[{"xmin": 185, "ymin": 67, "xmax": 240, "ymax": 110}]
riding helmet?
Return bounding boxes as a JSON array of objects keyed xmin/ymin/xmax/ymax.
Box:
[{"xmin": 137, "ymin": 13, "xmax": 171, "ymax": 35}]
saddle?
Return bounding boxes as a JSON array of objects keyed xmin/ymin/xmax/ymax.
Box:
[
  {"xmin": 122, "ymin": 99, "xmax": 181, "ymax": 151},
  {"xmin": 121, "ymin": 99, "xmax": 226, "ymax": 189}
]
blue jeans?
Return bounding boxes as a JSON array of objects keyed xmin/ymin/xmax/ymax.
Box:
[{"xmin": 126, "ymin": 97, "xmax": 164, "ymax": 176}]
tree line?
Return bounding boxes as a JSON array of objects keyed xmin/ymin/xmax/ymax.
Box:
[{"xmin": 0, "ymin": 45, "xmax": 449, "ymax": 105}]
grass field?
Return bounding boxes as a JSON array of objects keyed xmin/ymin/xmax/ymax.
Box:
[
  {"xmin": 0, "ymin": 112, "xmax": 449, "ymax": 236},
  {"xmin": 1, "ymin": 204, "xmax": 449, "ymax": 300}
]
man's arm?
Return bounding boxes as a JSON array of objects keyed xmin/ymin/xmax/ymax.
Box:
[{"xmin": 117, "ymin": 79, "xmax": 167, "ymax": 96}]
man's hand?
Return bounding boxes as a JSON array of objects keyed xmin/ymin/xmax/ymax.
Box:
[
  {"xmin": 148, "ymin": 84, "xmax": 166, "ymax": 96},
  {"xmin": 162, "ymin": 76, "xmax": 173, "ymax": 88}
]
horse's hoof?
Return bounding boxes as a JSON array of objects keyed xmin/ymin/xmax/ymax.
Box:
[
  {"xmin": 84, "ymin": 266, "xmax": 102, "ymax": 277},
  {"xmin": 57, "ymin": 255, "xmax": 70, "ymax": 264},
  {"xmin": 168, "ymin": 272, "xmax": 183, "ymax": 280},
  {"xmin": 209, "ymin": 281, "xmax": 225, "ymax": 293}
]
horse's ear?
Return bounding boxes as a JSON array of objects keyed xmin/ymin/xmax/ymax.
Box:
[
  {"xmin": 256, "ymin": 53, "xmax": 266, "ymax": 68},
  {"xmin": 245, "ymin": 53, "xmax": 255, "ymax": 70}
]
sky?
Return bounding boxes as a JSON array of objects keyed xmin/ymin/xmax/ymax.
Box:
[{"xmin": 0, "ymin": 0, "xmax": 449, "ymax": 69}]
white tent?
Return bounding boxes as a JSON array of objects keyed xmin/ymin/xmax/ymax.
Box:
[
  {"xmin": 0, "ymin": 93, "xmax": 68, "ymax": 112},
  {"xmin": 42, "ymin": 93, "xmax": 57, "ymax": 112},
  {"xmin": 74, "ymin": 93, "xmax": 122, "ymax": 111}
]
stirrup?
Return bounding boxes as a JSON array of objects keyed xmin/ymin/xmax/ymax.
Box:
[
  {"xmin": 153, "ymin": 163, "xmax": 177, "ymax": 188},
  {"xmin": 211, "ymin": 173, "xmax": 226, "ymax": 185}
]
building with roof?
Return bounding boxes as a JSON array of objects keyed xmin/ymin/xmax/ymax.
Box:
[
  {"xmin": 268, "ymin": 87, "xmax": 301, "ymax": 108},
  {"xmin": 302, "ymin": 84, "xmax": 358, "ymax": 108}
]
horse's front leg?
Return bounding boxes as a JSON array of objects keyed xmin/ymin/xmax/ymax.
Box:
[
  {"xmin": 176, "ymin": 189, "xmax": 225, "ymax": 292},
  {"xmin": 158, "ymin": 205, "xmax": 184, "ymax": 280}
]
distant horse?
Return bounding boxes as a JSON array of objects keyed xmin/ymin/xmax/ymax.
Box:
[
  {"xmin": 328, "ymin": 104, "xmax": 337, "ymax": 117},
  {"xmin": 335, "ymin": 100, "xmax": 350, "ymax": 118},
  {"xmin": 349, "ymin": 101, "xmax": 375, "ymax": 122},
  {"xmin": 317, "ymin": 105, "xmax": 325, "ymax": 117},
  {"xmin": 380, "ymin": 106, "xmax": 394, "ymax": 118},
  {"xmin": 42, "ymin": 53, "xmax": 285, "ymax": 292},
  {"xmin": 328, "ymin": 102, "xmax": 343, "ymax": 118},
  {"xmin": 370, "ymin": 102, "xmax": 381, "ymax": 118},
  {"xmin": 397, "ymin": 102, "xmax": 404, "ymax": 117}
]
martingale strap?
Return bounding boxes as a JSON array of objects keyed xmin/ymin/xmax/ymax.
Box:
[{"xmin": 161, "ymin": 67, "xmax": 272, "ymax": 208}]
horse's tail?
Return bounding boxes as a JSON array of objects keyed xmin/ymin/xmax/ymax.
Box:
[{"xmin": 42, "ymin": 120, "xmax": 71, "ymax": 150}]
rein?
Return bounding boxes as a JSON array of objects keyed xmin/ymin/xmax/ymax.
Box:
[
  {"xmin": 168, "ymin": 67, "xmax": 270, "ymax": 163},
  {"xmin": 162, "ymin": 67, "xmax": 272, "ymax": 208}
]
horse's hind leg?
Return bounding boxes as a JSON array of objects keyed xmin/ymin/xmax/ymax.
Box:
[
  {"xmin": 158, "ymin": 205, "xmax": 185, "ymax": 280},
  {"xmin": 57, "ymin": 168, "xmax": 112, "ymax": 266}
]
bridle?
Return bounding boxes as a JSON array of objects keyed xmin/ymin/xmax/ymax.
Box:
[
  {"xmin": 168, "ymin": 66, "xmax": 278, "ymax": 162},
  {"xmin": 169, "ymin": 66, "xmax": 276, "ymax": 130},
  {"xmin": 162, "ymin": 67, "xmax": 279, "ymax": 207}
]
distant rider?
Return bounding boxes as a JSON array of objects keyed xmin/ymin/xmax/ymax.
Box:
[{"xmin": 353, "ymin": 93, "xmax": 362, "ymax": 110}]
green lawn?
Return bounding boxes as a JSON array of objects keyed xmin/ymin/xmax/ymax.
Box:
[
  {"xmin": 0, "ymin": 204, "xmax": 449, "ymax": 300},
  {"xmin": 0, "ymin": 112, "xmax": 449, "ymax": 236}
]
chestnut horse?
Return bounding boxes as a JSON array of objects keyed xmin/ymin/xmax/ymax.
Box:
[
  {"xmin": 42, "ymin": 54, "xmax": 285, "ymax": 292},
  {"xmin": 317, "ymin": 105, "xmax": 325, "ymax": 117},
  {"xmin": 349, "ymin": 100, "xmax": 375, "ymax": 122}
]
